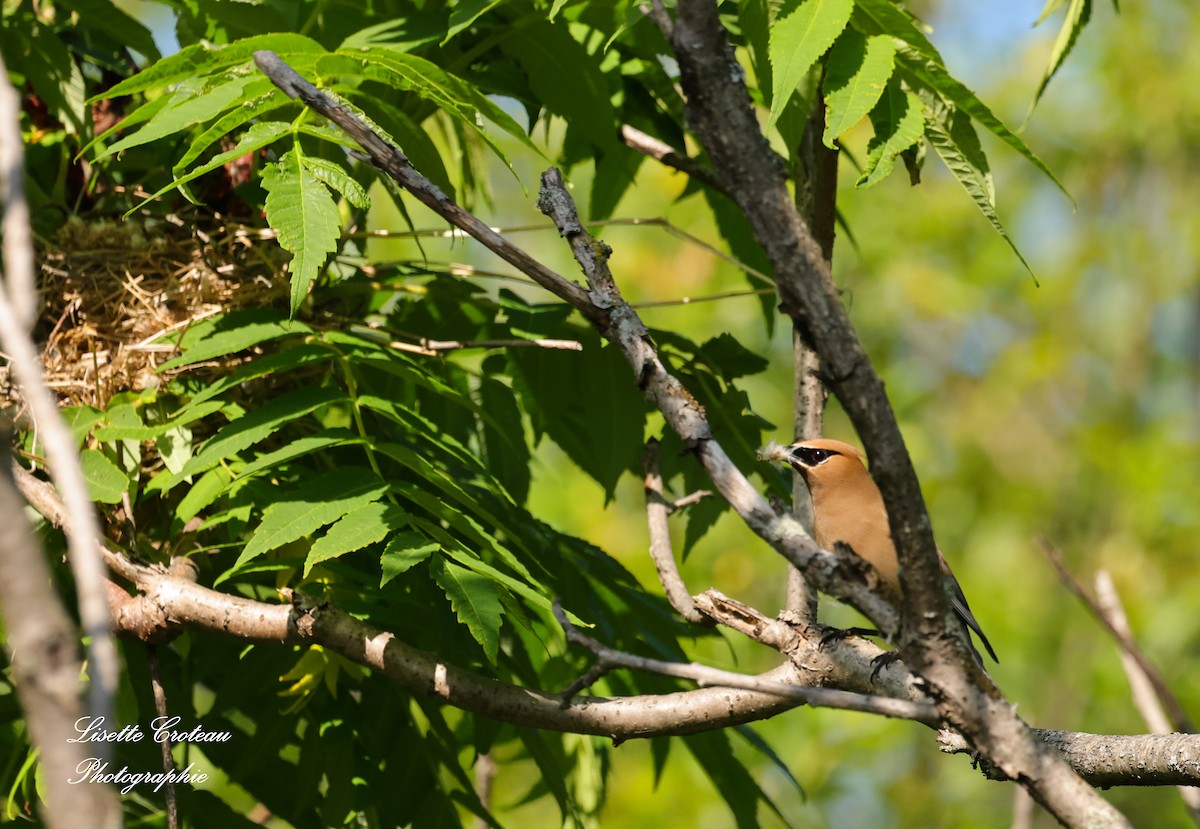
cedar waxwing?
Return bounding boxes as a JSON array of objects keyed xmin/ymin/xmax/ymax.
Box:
[{"xmin": 785, "ymin": 438, "xmax": 998, "ymax": 664}]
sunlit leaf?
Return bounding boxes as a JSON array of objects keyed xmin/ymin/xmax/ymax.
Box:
[
  {"xmin": 305, "ymin": 503, "xmax": 411, "ymax": 574},
  {"xmin": 767, "ymin": 0, "xmax": 853, "ymax": 131},
  {"xmin": 432, "ymin": 557, "xmax": 505, "ymax": 664},
  {"xmin": 262, "ymin": 149, "xmax": 343, "ymax": 317},
  {"xmin": 822, "ymin": 29, "xmax": 896, "ymax": 147}
]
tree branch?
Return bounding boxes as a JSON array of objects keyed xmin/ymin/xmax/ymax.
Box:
[
  {"xmin": 658, "ymin": 2, "xmax": 1132, "ymax": 825},
  {"xmin": 642, "ymin": 439, "xmax": 712, "ymax": 625},
  {"xmin": 0, "ymin": 56, "xmax": 119, "ymax": 751},
  {"xmin": 0, "ymin": 433, "xmax": 121, "ymax": 828}
]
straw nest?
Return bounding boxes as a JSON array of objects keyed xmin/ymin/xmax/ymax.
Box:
[{"xmin": 2, "ymin": 213, "xmax": 288, "ymax": 414}]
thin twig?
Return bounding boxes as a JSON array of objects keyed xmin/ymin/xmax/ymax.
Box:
[
  {"xmin": 1038, "ymin": 537, "xmax": 1195, "ymax": 733},
  {"xmin": 252, "ymin": 50, "xmax": 602, "ymax": 323},
  {"xmin": 149, "ymin": 646, "xmax": 180, "ymax": 829},
  {"xmin": 619, "ymin": 124, "xmax": 728, "ymax": 196},
  {"xmin": 642, "ymin": 439, "xmax": 712, "ymax": 625},
  {"xmin": 552, "ymin": 600, "xmax": 935, "ymax": 723},
  {"xmin": 1093, "ymin": 571, "xmax": 1200, "ymax": 824}
]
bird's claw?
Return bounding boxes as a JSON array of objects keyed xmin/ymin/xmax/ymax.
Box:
[{"xmin": 869, "ymin": 650, "xmax": 901, "ymax": 682}]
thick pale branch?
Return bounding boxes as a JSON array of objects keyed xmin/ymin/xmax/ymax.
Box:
[
  {"xmin": 0, "ymin": 57, "xmax": 119, "ymax": 736},
  {"xmin": 0, "ymin": 440, "xmax": 121, "ymax": 828}
]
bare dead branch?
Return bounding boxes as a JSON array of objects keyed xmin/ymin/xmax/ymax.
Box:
[
  {"xmin": 1093, "ymin": 571, "xmax": 1200, "ymax": 823},
  {"xmin": 1039, "ymin": 537, "xmax": 1195, "ymax": 733},
  {"xmin": 619, "ymin": 124, "xmax": 727, "ymax": 196}
]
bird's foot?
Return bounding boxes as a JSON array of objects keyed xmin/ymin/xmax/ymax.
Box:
[
  {"xmin": 818, "ymin": 626, "xmax": 881, "ymax": 649},
  {"xmin": 869, "ymin": 650, "xmax": 901, "ymax": 682}
]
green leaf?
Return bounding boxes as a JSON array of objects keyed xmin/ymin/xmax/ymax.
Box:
[
  {"xmin": 97, "ymin": 74, "xmax": 259, "ymax": 161},
  {"xmin": 262, "ymin": 149, "xmax": 342, "ymax": 318},
  {"xmin": 1029, "ymin": 0, "xmax": 1091, "ymax": 114},
  {"xmin": 238, "ymin": 428, "xmax": 361, "ymax": 480},
  {"xmin": 922, "ymin": 97, "xmax": 1035, "ymax": 280},
  {"xmin": 173, "ymin": 385, "xmax": 346, "ymax": 484},
  {"xmin": 478, "ymin": 377, "xmax": 531, "ymax": 504},
  {"xmin": 228, "ymin": 467, "xmax": 389, "ymax": 574},
  {"xmin": 97, "ymin": 33, "xmax": 325, "ymax": 100},
  {"xmin": 305, "ymin": 503, "xmax": 411, "ymax": 574},
  {"xmin": 697, "ymin": 334, "xmax": 770, "ymax": 381},
  {"xmin": 175, "ymin": 466, "xmax": 233, "ymax": 524},
  {"xmin": 857, "ymin": 81, "xmax": 924, "ymax": 188},
  {"xmin": 62, "ymin": 406, "xmax": 105, "ymax": 448},
  {"xmin": 80, "ymin": 449, "xmax": 128, "ymax": 504},
  {"xmin": 822, "ymin": 29, "xmax": 895, "ymax": 147},
  {"xmin": 500, "ymin": 21, "xmax": 618, "ymax": 154},
  {"xmin": 850, "ymin": 0, "xmax": 941, "ymax": 58},
  {"xmin": 432, "ymin": 557, "xmax": 505, "ymax": 664},
  {"xmin": 895, "ymin": 45, "xmax": 1070, "ymax": 202},
  {"xmin": 299, "ymin": 156, "xmax": 370, "ymax": 210},
  {"xmin": 172, "ymin": 81, "xmax": 289, "ymax": 175},
  {"xmin": 158, "ymin": 309, "xmax": 312, "ymax": 371},
  {"xmin": 23, "ymin": 23, "xmax": 87, "ymax": 134},
  {"xmin": 443, "ymin": 0, "xmax": 504, "ymax": 44},
  {"xmin": 94, "ymin": 400, "xmax": 225, "ymax": 441},
  {"xmin": 767, "ymin": 0, "xmax": 853, "ymax": 131},
  {"xmin": 379, "ymin": 532, "xmax": 440, "ymax": 586},
  {"xmin": 177, "ymin": 341, "xmax": 332, "ymax": 407}
]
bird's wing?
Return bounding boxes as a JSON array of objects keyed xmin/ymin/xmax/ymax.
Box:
[{"xmin": 942, "ymin": 565, "xmax": 999, "ymax": 663}]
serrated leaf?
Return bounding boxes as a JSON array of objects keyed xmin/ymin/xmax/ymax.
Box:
[
  {"xmin": 500, "ymin": 22, "xmax": 618, "ymax": 154},
  {"xmin": 443, "ymin": 0, "xmax": 504, "ymax": 44},
  {"xmin": 478, "ymin": 377, "xmax": 530, "ymax": 504},
  {"xmin": 857, "ymin": 82, "xmax": 924, "ymax": 187},
  {"xmin": 822, "ymin": 30, "xmax": 895, "ymax": 147},
  {"xmin": 1029, "ymin": 0, "xmax": 1091, "ymax": 114},
  {"xmin": 850, "ymin": 0, "xmax": 941, "ymax": 58},
  {"xmin": 300, "ymin": 156, "xmax": 370, "ymax": 210},
  {"xmin": 172, "ymin": 77, "xmax": 285, "ymax": 172},
  {"xmin": 697, "ymin": 334, "xmax": 770, "ymax": 381},
  {"xmin": 176, "ymin": 466, "xmax": 233, "ymax": 524},
  {"xmin": 507, "ymin": 338, "xmax": 646, "ymax": 500},
  {"xmin": 178, "ymin": 341, "xmax": 333, "ymax": 408},
  {"xmin": 922, "ymin": 97, "xmax": 1036, "ymax": 280},
  {"xmin": 1034, "ymin": 0, "xmax": 1070, "ymax": 26},
  {"xmin": 305, "ymin": 503, "xmax": 411, "ymax": 574},
  {"xmin": 379, "ymin": 532, "xmax": 440, "ymax": 586},
  {"xmin": 767, "ymin": 0, "xmax": 853, "ymax": 131},
  {"xmin": 228, "ymin": 467, "xmax": 389, "ymax": 574},
  {"xmin": 238, "ymin": 428, "xmax": 361, "ymax": 479},
  {"xmin": 262, "ymin": 149, "xmax": 342, "ymax": 317},
  {"xmin": 97, "ymin": 74, "xmax": 258, "ymax": 161},
  {"xmin": 96, "ymin": 33, "xmax": 325, "ymax": 100},
  {"xmin": 895, "ymin": 45, "xmax": 1070, "ymax": 203},
  {"xmin": 80, "ymin": 449, "xmax": 127, "ymax": 504},
  {"xmin": 432, "ymin": 558, "xmax": 505, "ymax": 664},
  {"xmin": 94, "ymin": 400, "xmax": 225, "ymax": 441},
  {"xmin": 173, "ymin": 385, "xmax": 346, "ymax": 484},
  {"xmin": 158, "ymin": 309, "xmax": 312, "ymax": 371}
]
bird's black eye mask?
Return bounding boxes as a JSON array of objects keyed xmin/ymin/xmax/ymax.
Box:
[{"xmin": 790, "ymin": 446, "xmax": 838, "ymax": 466}]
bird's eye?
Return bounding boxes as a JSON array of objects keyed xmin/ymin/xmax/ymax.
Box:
[{"xmin": 791, "ymin": 447, "xmax": 836, "ymax": 466}]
